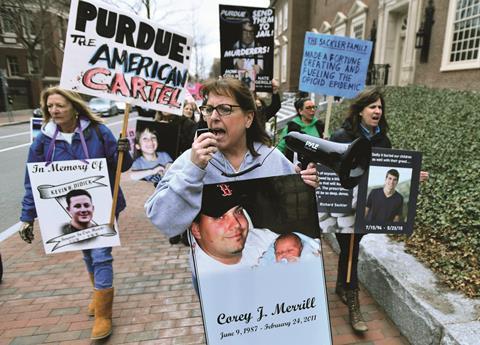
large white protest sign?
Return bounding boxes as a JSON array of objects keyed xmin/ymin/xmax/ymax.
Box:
[
  {"xmin": 60, "ymin": 0, "xmax": 193, "ymax": 115},
  {"xmin": 196, "ymin": 259, "xmax": 332, "ymax": 345},
  {"xmin": 27, "ymin": 158, "xmax": 120, "ymax": 254},
  {"xmin": 193, "ymin": 176, "xmax": 332, "ymax": 345}
]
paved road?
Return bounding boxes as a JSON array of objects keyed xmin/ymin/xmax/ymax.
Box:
[{"xmin": 0, "ymin": 113, "xmax": 139, "ymax": 238}]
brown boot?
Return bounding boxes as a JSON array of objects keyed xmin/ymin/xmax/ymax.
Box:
[
  {"xmin": 87, "ymin": 273, "xmax": 95, "ymax": 317},
  {"xmin": 91, "ymin": 287, "xmax": 114, "ymax": 340},
  {"xmin": 335, "ymin": 282, "xmax": 347, "ymax": 305},
  {"xmin": 346, "ymin": 288, "xmax": 368, "ymax": 333}
]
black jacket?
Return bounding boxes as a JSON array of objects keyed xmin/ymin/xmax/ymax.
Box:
[{"xmin": 330, "ymin": 120, "xmax": 391, "ymax": 148}]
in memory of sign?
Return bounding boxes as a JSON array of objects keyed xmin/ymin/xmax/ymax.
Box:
[{"xmin": 27, "ymin": 158, "xmax": 120, "ymax": 254}]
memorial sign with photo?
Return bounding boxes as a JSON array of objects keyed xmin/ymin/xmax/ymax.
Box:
[
  {"xmin": 355, "ymin": 148, "xmax": 422, "ymax": 235},
  {"xmin": 219, "ymin": 5, "xmax": 274, "ymax": 92},
  {"xmin": 130, "ymin": 119, "xmax": 177, "ymax": 184},
  {"xmin": 317, "ymin": 148, "xmax": 422, "ymax": 236},
  {"xmin": 27, "ymin": 158, "xmax": 120, "ymax": 254},
  {"xmin": 193, "ymin": 175, "xmax": 332, "ymax": 345},
  {"xmin": 61, "ymin": 0, "xmax": 193, "ymax": 115}
]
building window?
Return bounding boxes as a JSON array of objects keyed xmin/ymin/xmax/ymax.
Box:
[
  {"xmin": 274, "ymin": 49, "xmax": 280, "ymax": 81},
  {"xmin": 283, "ymin": 3, "xmax": 288, "ymax": 30},
  {"xmin": 350, "ymin": 14, "xmax": 366, "ymax": 39},
  {"xmin": 441, "ymin": 0, "xmax": 480, "ymax": 71},
  {"xmin": 277, "ymin": 8, "xmax": 283, "ymax": 34},
  {"xmin": 281, "ymin": 44, "xmax": 287, "ymax": 83},
  {"xmin": 332, "ymin": 12, "xmax": 347, "ymax": 37},
  {"xmin": 22, "ymin": 13, "xmax": 35, "ymax": 37},
  {"xmin": 334, "ymin": 24, "xmax": 346, "ymax": 36},
  {"xmin": 1, "ymin": 13, "xmax": 15, "ymax": 34},
  {"xmin": 7, "ymin": 56, "xmax": 20, "ymax": 76}
]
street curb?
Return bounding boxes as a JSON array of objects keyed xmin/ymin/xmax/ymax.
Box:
[
  {"xmin": 0, "ymin": 120, "xmax": 30, "ymax": 127},
  {"xmin": 323, "ymin": 233, "xmax": 480, "ymax": 345}
]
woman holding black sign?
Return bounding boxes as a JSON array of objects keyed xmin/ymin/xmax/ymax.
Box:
[
  {"xmin": 331, "ymin": 87, "xmax": 428, "ymax": 333},
  {"xmin": 18, "ymin": 87, "xmax": 132, "ymax": 340}
]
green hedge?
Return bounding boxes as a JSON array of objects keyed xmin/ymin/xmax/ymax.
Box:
[{"xmin": 321, "ymin": 85, "xmax": 480, "ymax": 298}]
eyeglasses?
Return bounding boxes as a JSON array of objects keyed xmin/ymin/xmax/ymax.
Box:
[
  {"xmin": 208, "ymin": 144, "xmax": 278, "ymax": 178},
  {"xmin": 304, "ymin": 106, "xmax": 317, "ymax": 110},
  {"xmin": 199, "ymin": 104, "xmax": 242, "ymax": 117}
]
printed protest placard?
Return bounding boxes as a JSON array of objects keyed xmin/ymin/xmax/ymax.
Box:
[
  {"xmin": 316, "ymin": 164, "xmax": 353, "ymax": 214},
  {"xmin": 27, "ymin": 158, "xmax": 120, "ymax": 254},
  {"xmin": 61, "ymin": 0, "xmax": 193, "ymax": 115},
  {"xmin": 318, "ymin": 148, "xmax": 422, "ymax": 235},
  {"xmin": 130, "ymin": 119, "xmax": 177, "ymax": 185},
  {"xmin": 299, "ymin": 32, "xmax": 372, "ymax": 98},
  {"xmin": 356, "ymin": 148, "xmax": 422, "ymax": 235},
  {"xmin": 30, "ymin": 118, "xmax": 42, "ymax": 142},
  {"xmin": 193, "ymin": 175, "xmax": 332, "ymax": 345},
  {"xmin": 219, "ymin": 5, "xmax": 274, "ymax": 92}
]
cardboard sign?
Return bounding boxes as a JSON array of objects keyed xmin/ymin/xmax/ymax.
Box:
[
  {"xmin": 193, "ymin": 175, "xmax": 332, "ymax": 345},
  {"xmin": 219, "ymin": 5, "xmax": 274, "ymax": 92},
  {"xmin": 27, "ymin": 158, "xmax": 120, "ymax": 254},
  {"xmin": 318, "ymin": 148, "xmax": 422, "ymax": 235},
  {"xmin": 299, "ymin": 32, "xmax": 372, "ymax": 98},
  {"xmin": 60, "ymin": 0, "xmax": 193, "ymax": 115}
]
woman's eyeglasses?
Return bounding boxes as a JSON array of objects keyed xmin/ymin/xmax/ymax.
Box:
[
  {"xmin": 199, "ymin": 104, "xmax": 241, "ymax": 117},
  {"xmin": 304, "ymin": 106, "xmax": 317, "ymax": 110}
]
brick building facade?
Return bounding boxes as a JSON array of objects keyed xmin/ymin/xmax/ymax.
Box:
[
  {"xmin": 271, "ymin": 0, "xmax": 480, "ymax": 93},
  {"xmin": 0, "ymin": 2, "xmax": 68, "ymax": 111}
]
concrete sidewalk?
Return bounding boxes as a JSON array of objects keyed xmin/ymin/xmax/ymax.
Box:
[
  {"xmin": 0, "ymin": 110, "xmax": 32, "ymax": 127},
  {"xmin": 0, "ymin": 177, "xmax": 409, "ymax": 345}
]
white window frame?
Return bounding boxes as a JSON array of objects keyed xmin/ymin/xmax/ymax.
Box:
[
  {"xmin": 320, "ymin": 21, "xmax": 332, "ymax": 34},
  {"xmin": 350, "ymin": 13, "xmax": 366, "ymax": 39},
  {"xmin": 275, "ymin": 12, "xmax": 279, "ymax": 37},
  {"xmin": 283, "ymin": 2, "xmax": 288, "ymax": 31},
  {"xmin": 441, "ymin": 0, "xmax": 480, "ymax": 71},
  {"xmin": 281, "ymin": 44, "xmax": 287, "ymax": 83},
  {"xmin": 277, "ymin": 8, "xmax": 283, "ymax": 34},
  {"xmin": 332, "ymin": 12, "xmax": 347, "ymax": 37},
  {"xmin": 6, "ymin": 56, "xmax": 20, "ymax": 76},
  {"xmin": 274, "ymin": 48, "xmax": 280, "ymax": 81},
  {"xmin": 334, "ymin": 24, "xmax": 346, "ymax": 36}
]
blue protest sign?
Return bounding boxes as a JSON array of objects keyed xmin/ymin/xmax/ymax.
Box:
[{"xmin": 299, "ymin": 32, "xmax": 372, "ymax": 98}]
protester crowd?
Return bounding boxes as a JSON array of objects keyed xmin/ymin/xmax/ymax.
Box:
[{"xmin": 15, "ymin": 70, "xmax": 430, "ymax": 339}]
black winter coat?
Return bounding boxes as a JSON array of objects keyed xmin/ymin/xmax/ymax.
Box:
[{"xmin": 330, "ymin": 120, "xmax": 392, "ymax": 149}]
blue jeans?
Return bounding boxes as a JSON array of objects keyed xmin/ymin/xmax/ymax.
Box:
[{"xmin": 82, "ymin": 247, "xmax": 113, "ymax": 289}]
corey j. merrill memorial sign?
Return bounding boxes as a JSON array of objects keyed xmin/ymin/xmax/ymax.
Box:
[
  {"xmin": 27, "ymin": 159, "xmax": 120, "ymax": 254},
  {"xmin": 193, "ymin": 175, "xmax": 332, "ymax": 345},
  {"xmin": 299, "ymin": 32, "xmax": 372, "ymax": 98},
  {"xmin": 61, "ymin": 0, "xmax": 193, "ymax": 115}
]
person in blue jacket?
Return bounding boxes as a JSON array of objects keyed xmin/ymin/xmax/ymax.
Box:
[{"xmin": 18, "ymin": 86, "xmax": 132, "ymax": 340}]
